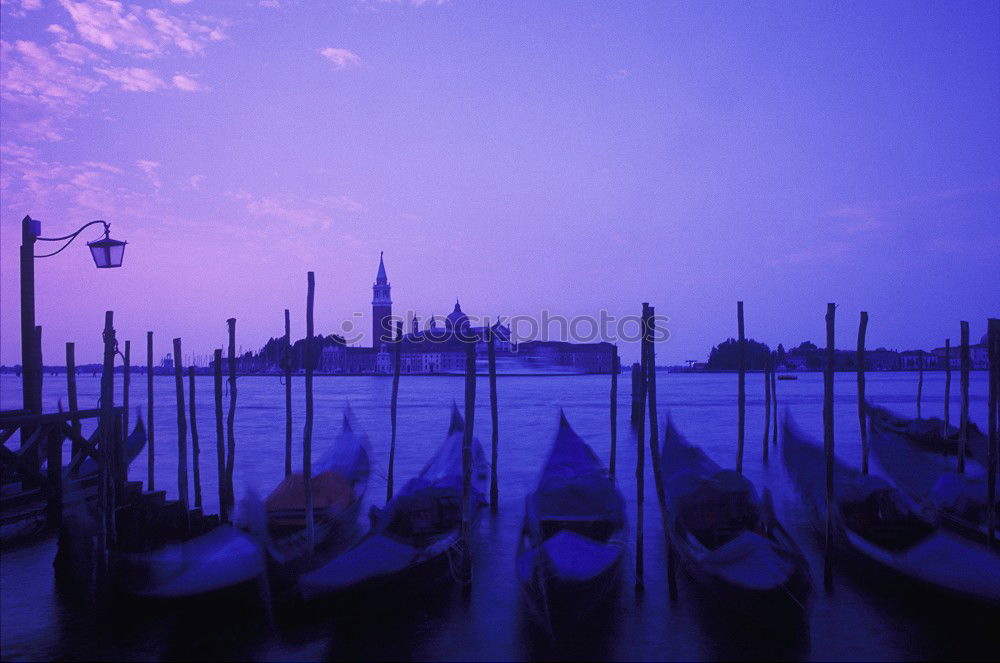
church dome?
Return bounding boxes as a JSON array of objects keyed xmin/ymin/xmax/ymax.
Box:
[{"xmin": 446, "ymin": 300, "xmax": 469, "ymax": 330}]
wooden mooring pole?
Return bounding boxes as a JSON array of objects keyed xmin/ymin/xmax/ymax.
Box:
[
  {"xmin": 488, "ymin": 322, "xmax": 500, "ymax": 512},
  {"xmin": 147, "ymin": 331, "xmax": 155, "ymax": 491},
  {"xmin": 736, "ymin": 301, "xmax": 746, "ymax": 475},
  {"xmin": 284, "ymin": 309, "xmax": 292, "ymax": 478},
  {"xmin": 645, "ymin": 305, "xmax": 662, "ymax": 508},
  {"xmin": 98, "ymin": 312, "xmax": 116, "ymax": 572},
  {"xmin": 944, "ymin": 338, "xmax": 952, "ymax": 433},
  {"xmin": 387, "ymin": 321, "xmax": 402, "ymax": 504},
  {"xmin": 762, "ymin": 357, "xmax": 771, "ymax": 464},
  {"xmin": 609, "ymin": 346, "xmax": 619, "ymax": 478},
  {"xmin": 303, "ymin": 273, "xmax": 316, "ymax": 554},
  {"xmin": 857, "ymin": 311, "xmax": 869, "ymax": 474},
  {"xmin": 189, "ymin": 366, "xmax": 202, "ymax": 509},
  {"xmin": 225, "ymin": 318, "xmax": 237, "ymax": 518},
  {"xmin": 635, "ymin": 303, "xmax": 648, "ymax": 594},
  {"xmin": 823, "ymin": 303, "xmax": 836, "ymax": 592},
  {"xmin": 213, "ymin": 349, "xmax": 226, "ymax": 521},
  {"xmin": 123, "ymin": 340, "xmax": 130, "ymax": 440},
  {"xmin": 986, "ymin": 318, "xmax": 998, "ymax": 548},
  {"xmin": 173, "ymin": 338, "xmax": 189, "ymax": 510},
  {"xmin": 771, "ymin": 361, "xmax": 778, "ymax": 446},
  {"xmin": 917, "ymin": 350, "xmax": 924, "ymax": 420},
  {"xmin": 461, "ymin": 328, "xmax": 477, "ymax": 585},
  {"xmin": 959, "ymin": 321, "xmax": 970, "ymax": 474},
  {"xmin": 630, "ymin": 362, "xmax": 642, "ymax": 427},
  {"xmin": 66, "ymin": 342, "xmax": 81, "ymax": 456}
]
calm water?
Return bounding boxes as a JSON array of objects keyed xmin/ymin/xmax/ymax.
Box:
[{"xmin": 1, "ymin": 371, "xmax": 997, "ymax": 661}]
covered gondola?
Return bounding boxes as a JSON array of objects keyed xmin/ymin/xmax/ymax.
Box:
[
  {"xmin": 516, "ymin": 411, "xmax": 626, "ymax": 631},
  {"xmin": 661, "ymin": 418, "xmax": 810, "ymax": 612},
  {"xmin": 782, "ymin": 415, "xmax": 1000, "ymax": 604},
  {"xmin": 298, "ymin": 404, "xmax": 487, "ymax": 599}
]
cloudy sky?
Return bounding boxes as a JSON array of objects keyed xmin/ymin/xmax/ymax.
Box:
[{"xmin": 1, "ymin": 0, "xmax": 998, "ymax": 366}]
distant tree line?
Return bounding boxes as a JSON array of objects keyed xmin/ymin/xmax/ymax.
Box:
[{"xmin": 707, "ymin": 338, "xmax": 773, "ymax": 370}]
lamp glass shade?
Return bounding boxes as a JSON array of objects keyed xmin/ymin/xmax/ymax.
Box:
[{"xmin": 88, "ymin": 236, "xmax": 126, "ymax": 268}]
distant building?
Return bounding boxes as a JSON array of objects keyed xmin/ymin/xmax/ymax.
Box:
[
  {"xmin": 312, "ymin": 255, "xmax": 613, "ymax": 374},
  {"xmin": 931, "ymin": 333, "xmax": 990, "ymax": 370}
]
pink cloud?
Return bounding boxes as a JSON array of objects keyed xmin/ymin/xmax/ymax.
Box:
[
  {"xmin": 319, "ymin": 47, "xmax": 361, "ymax": 69},
  {"xmin": 95, "ymin": 66, "xmax": 167, "ymax": 91}
]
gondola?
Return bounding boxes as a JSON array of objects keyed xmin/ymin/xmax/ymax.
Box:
[
  {"xmin": 516, "ymin": 411, "xmax": 626, "ymax": 631},
  {"xmin": 867, "ymin": 403, "xmax": 990, "ymax": 465},
  {"xmin": 298, "ymin": 404, "xmax": 488, "ymax": 599},
  {"xmin": 660, "ymin": 418, "xmax": 810, "ymax": 613},
  {"xmin": 110, "ymin": 406, "xmax": 372, "ymax": 600},
  {"xmin": 782, "ymin": 416, "xmax": 1000, "ymax": 604},
  {"xmin": 262, "ymin": 404, "xmax": 371, "ymax": 570},
  {"xmin": 867, "ymin": 404, "xmax": 998, "ymax": 544}
]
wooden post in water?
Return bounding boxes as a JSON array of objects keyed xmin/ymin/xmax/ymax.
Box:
[
  {"xmin": 823, "ymin": 303, "xmax": 836, "ymax": 591},
  {"xmin": 303, "ymin": 273, "xmax": 316, "ymax": 553},
  {"xmin": 736, "ymin": 301, "xmax": 746, "ymax": 475},
  {"xmin": 771, "ymin": 360, "xmax": 778, "ymax": 446},
  {"xmin": 213, "ymin": 349, "xmax": 226, "ymax": 521},
  {"xmin": 147, "ymin": 332, "xmax": 155, "ymax": 491},
  {"xmin": 189, "ymin": 366, "xmax": 202, "ymax": 509},
  {"xmin": 916, "ymin": 350, "xmax": 924, "ymax": 420},
  {"xmin": 635, "ymin": 303, "xmax": 648, "ymax": 594},
  {"xmin": 173, "ymin": 338, "xmax": 188, "ymax": 510},
  {"xmin": 762, "ymin": 358, "xmax": 771, "ymax": 464},
  {"xmin": 123, "ymin": 340, "xmax": 130, "ymax": 440},
  {"xmin": 630, "ymin": 362, "xmax": 642, "ymax": 427},
  {"xmin": 461, "ymin": 329, "xmax": 477, "ymax": 585},
  {"xmin": 857, "ymin": 311, "xmax": 869, "ymax": 475},
  {"xmin": 610, "ymin": 346, "xmax": 619, "ymax": 478},
  {"xmin": 944, "ymin": 338, "xmax": 952, "ymax": 433},
  {"xmin": 387, "ymin": 320, "xmax": 402, "ymax": 504},
  {"xmin": 986, "ymin": 318, "xmax": 999, "ymax": 548},
  {"xmin": 645, "ymin": 305, "xmax": 662, "ymax": 504},
  {"xmin": 66, "ymin": 342, "xmax": 81, "ymax": 457},
  {"xmin": 959, "ymin": 321, "xmax": 970, "ymax": 474},
  {"xmin": 225, "ymin": 318, "xmax": 237, "ymax": 518},
  {"xmin": 98, "ymin": 312, "xmax": 116, "ymax": 572},
  {"xmin": 488, "ymin": 322, "xmax": 500, "ymax": 512},
  {"xmin": 284, "ymin": 309, "xmax": 292, "ymax": 478}
]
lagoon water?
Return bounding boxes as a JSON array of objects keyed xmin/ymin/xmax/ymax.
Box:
[{"xmin": 1, "ymin": 370, "xmax": 997, "ymax": 661}]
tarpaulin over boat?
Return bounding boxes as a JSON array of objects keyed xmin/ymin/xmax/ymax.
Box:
[
  {"xmin": 401, "ymin": 403, "xmax": 487, "ymax": 497},
  {"xmin": 696, "ymin": 530, "xmax": 798, "ymax": 591},
  {"xmin": 264, "ymin": 470, "xmax": 354, "ymax": 514},
  {"xmin": 299, "ymin": 534, "xmax": 417, "ymax": 596},
  {"xmin": 529, "ymin": 411, "xmax": 624, "ymax": 523},
  {"xmin": 315, "ymin": 404, "xmax": 372, "ymax": 482},
  {"xmin": 115, "ymin": 524, "xmax": 264, "ymax": 598},
  {"xmin": 539, "ymin": 529, "xmax": 622, "ymax": 582}
]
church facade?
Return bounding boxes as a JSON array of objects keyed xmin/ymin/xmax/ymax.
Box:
[{"xmin": 318, "ymin": 254, "xmax": 614, "ymax": 374}]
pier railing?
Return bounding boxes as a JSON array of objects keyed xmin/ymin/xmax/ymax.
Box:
[{"xmin": 1, "ymin": 407, "xmax": 126, "ymax": 535}]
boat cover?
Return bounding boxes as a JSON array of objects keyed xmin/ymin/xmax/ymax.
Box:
[
  {"xmin": 298, "ymin": 534, "xmax": 417, "ymax": 596},
  {"xmin": 315, "ymin": 404, "xmax": 372, "ymax": 482},
  {"xmin": 264, "ymin": 470, "xmax": 354, "ymax": 514},
  {"xmin": 530, "ymin": 411, "xmax": 624, "ymax": 523},
  {"xmin": 539, "ymin": 529, "xmax": 622, "ymax": 582},
  {"xmin": 125, "ymin": 524, "xmax": 264, "ymax": 598},
  {"xmin": 696, "ymin": 530, "xmax": 798, "ymax": 591},
  {"xmin": 400, "ymin": 403, "xmax": 487, "ymax": 497}
]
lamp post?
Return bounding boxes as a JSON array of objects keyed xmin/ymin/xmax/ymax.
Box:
[{"xmin": 19, "ymin": 215, "xmax": 127, "ymax": 418}]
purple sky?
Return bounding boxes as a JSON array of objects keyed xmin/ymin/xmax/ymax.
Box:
[{"xmin": 2, "ymin": 0, "xmax": 998, "ymax": 366}]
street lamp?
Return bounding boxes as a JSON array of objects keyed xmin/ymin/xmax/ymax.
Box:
[{"xmin": 19, "ymin": 215, "xmax": 128, "ymax": 419}]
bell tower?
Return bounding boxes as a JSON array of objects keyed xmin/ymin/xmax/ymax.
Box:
[{"xmin": 372, "ymin": 252, "xmax": 392, "ymax": 347}]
